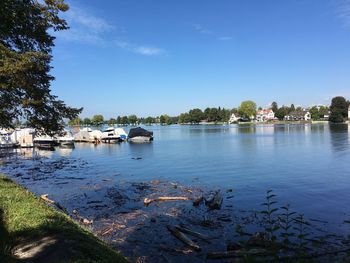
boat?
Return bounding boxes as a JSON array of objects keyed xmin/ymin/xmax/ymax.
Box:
[
  {"xmin": 74, "ymin": 128, "xmax": 102, "ymax": 143},
  {"xmin": 11, "ymin": 128, "xmax": 35, "ymax": 148},
  {"xmin": 101, "ymin": 127, "xmax": 121, "ymax": 143},
  {"xmin": 115, "ymin": 128, "xmax": 128, "ymax": 141},
  {"xmin": 128, "ymin": 127, "xmax": 153, "ymax": 143},
  {"xmin": 57, "ymin": 130, "xmax": 75, "ymax": 146},
  {"xmin": 0, "ymin": 130, "xmax": 17, "ymax": 148},
  {"xmin": 34, "ymin": 134, "xmax": 56, "ymax": 148}
]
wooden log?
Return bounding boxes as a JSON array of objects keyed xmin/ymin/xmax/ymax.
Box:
[
  {"xmin": 205, "ymin": 191, "xmax": 223, "ymax": 210},
  {"xmin": 40, "ymin": 194, "xmax": 55, "ymax": 204},
  {"xmin": 167, "ymin": 225, "xmax": 201, "ymax": 251},
  {"xmin": 176, "ymin": 224, "xmax": 211, "ymax": 243},
  {"xmin": 143, "ymin": 196, "xmax": 189, "ymax": 206},
  {"xmin": 193, "ymin": 195, "xmax": 204, "ymax": 206},
  {"xmin": 207, "ymin": 248, "xmax": 267, "ymax": 259}
]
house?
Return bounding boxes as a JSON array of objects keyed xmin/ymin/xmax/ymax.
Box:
[
  {"xmin": 256, "ymin": 109, "xmax": 275, "ymax": 122},
  {"xmin": 348, "ymin": 106, "xmax": 350, "ymax": 120},
  {"xmin": 284, "ymin": 111, "xmax": 311, "ymax": 121},
  {"xmin": 228, "ymin": 113, "xmax": 239, "ymax": 123}
]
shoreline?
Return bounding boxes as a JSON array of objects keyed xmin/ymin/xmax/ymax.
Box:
[{"xmin": 0, "ymin": 174, "xmax": 127, "ymax": 263}]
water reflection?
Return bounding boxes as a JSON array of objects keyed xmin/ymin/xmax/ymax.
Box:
[{"xmin": 329, "ymin": 124, "xmax": 349, "ymax": 153}]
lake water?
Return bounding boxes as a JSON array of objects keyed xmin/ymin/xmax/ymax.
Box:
[{"xmin": 1, "ymin": 123, "xmax": 350, "ymax": 249}]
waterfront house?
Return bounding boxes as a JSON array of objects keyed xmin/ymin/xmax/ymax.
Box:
[
  {"xmin": 284, "ymin": 110, "xmax": 311, "ymax": 121},
  {"xmin": 228, "ymin": 113, "xmax": 239, "ymax": 123},
  {"xmin": 348, "ymin": 106, "xmax": 350, "ymax": 120},
  {"xmin": 256, "ymin": 109, "xmax": 275, "ymax": 122}
]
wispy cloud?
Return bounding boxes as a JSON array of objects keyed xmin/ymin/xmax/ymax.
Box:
[
  {"xmin": 218, "ymin": 36, "xmax": 233, "ymax": 41},
  {"xmin": 193, "ymin": 24, "xmax": 213, "ymax": 35},
  {"xmin": 335, "ymin": 0, "xmax": 350, "ymax": 27},
  {"xmin": 193, "ymin": 23, "xmax": 232, "ymax": 41},
  {"xmin": 56, "ymin": 4, "xmax": 166, "ymax": 56},
  {"xmin": 116, "ymin": 41, "xmax": 166, "ymax": 56},
  {"xmin": 55, "ymin": 5, "xmax": 114, "ymax": 46}
]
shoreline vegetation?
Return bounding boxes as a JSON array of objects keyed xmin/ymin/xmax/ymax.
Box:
[
  {"xmin": 0, "ymin": 174, "xmax": 127, "ymax": 263},
  {"xmin": 67, "ymin": 97, "xmax": 349, "ymax": 127}
]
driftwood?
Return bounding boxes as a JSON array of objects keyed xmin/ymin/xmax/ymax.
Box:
[
  {"xmin": 72, "ymin": 209, "xmax": 93, "ymax": 225},
  {"xmin": 205, "ymin": 191, "xmax": 223, "ymax": 210},
  {"xmin": 144, "ymin": 196, "xmax": 189, "ymax": 206},
  {"xmin": 176, "ymin": 225, "xmax": 211, "ymax": 243},
  {"xmin": 167, "ymin": 225, "xmax": 201, "ymax": 251},
  {"xmin": 40, "ymin": 194, "xmax": 55, "ymax": 204},
  {"xmin": 40, "ymin": 194, "xmax": 68, "ymax": 214},
  {"xmin": 207, "ymin": 248, "xmax": 267, "ymax": 259},
  {"xmin": 193, "ymin": 195, "xmax": 204, "ymax": 206}
]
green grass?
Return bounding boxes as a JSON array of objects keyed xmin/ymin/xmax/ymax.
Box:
[{"xmin": 0, "ymin": 174, "xmax": 128, "ymax": 263}]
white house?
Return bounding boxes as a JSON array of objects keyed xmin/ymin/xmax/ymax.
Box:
[
  {"xmin": 228, "ymin": 113, "xmax": 239, "ymax": 123},
  {"xmin": 284, "ymin": 111, "xmax": 311, "ymax": 121},
  {"xmin": 256, "ymin": 109, "xmax": 275, "ymax": 122},
  {"xmin": 348, "ymin": 106, "xmax": 350, "ymax": 120}
]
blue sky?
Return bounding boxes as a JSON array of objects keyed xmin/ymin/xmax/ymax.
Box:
[{"xmin": 51, "ymin": 0, "xmax": 350, "ymax": 118}]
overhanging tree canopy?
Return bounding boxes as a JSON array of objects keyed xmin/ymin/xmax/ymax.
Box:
[{"xmin": 0, "ymin": 0, "xmax": 82, "ymax": 135}]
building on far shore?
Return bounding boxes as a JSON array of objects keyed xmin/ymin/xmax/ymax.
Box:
[
  {"xmin": 228, "ymin": 113, "xmax": 239, "ymax": 123},
  {"xmin": 256, "ymin": 109, "xmax": 275, "ymax": 122},
  {"xmin": 348, "ymin": 106, "xmax": 350, "ymax": 120},
  {"xmin": 284, "ymin": 110, "xmax": 311, "ymax": 121}
]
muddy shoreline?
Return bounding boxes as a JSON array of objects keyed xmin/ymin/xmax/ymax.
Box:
[{"xmin": 1, "ymin": 153, "xmax": 350, "ymax": 262}]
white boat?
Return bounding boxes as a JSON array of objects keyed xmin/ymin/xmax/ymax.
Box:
[
  {"xmin": 34, "ymin": 134, "xmax": 56, "ymax": 148},
  {"xmin": 115, "ymin": 128, "xmax": 128, "ymax": 141},
  {"xmin": 128, "ymin": 127, "xmax": 153, "ymax": 143},
  {"xmin": 11, "ymin": 128, "xmax": 35, "ymax": 148},
  {"xmin": 101, "ymin": 127, "xmax": 120, "ymax": 143},
  {"xmin": 74, "ymin": 128, "xmax": 102, "ymax": 142},
  {"xmin": 57, "ymin": 130, "xmax": 75, "ymax": 146},
  {"xmin": 0, "ymin": 130, "xmax": 17, "ymax": 148}
]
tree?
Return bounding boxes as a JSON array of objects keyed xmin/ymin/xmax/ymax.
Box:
[
  {"xmin": 108, "ymin": 118, "xmax": 117, "ymax": 125},
  {"xmin": 271, "ymin": 102, "xmax": 278, "ymax": 113},
  {"xmin": 144, "ymin": 116, "xmax": 155, "ymax": 124},
  {"xmin": 289, "ymin": 104, "xmax": 295, "ymax": 113},
  {"xmin": 159, "ymin": 114, "xmax": 171, "ymax": 125},
  {"xmin": 128, "ymin": 115, "xmax": 138, "ymax": 125},
  {"xmin": 0, "ymin": 0, "xmax": 82, "ymax": 135},
  {"xmin": 179, "ymin": 113, "xmax": 191, "ymax": 124},
  {"xmin": 309, "ymin": 106, "xmax": 320, "ymax": 120},
  {"xmin": 116, "ymin": 116, "xmax": 121, "ymax": 124},
  {"xmin": 91, "ymin": 115, "xmax": 104, "ymax": 125},
  {"xmin": 82, "ymin": 117, "xmax": 91, "ymax": 125},
  {"xmin": 275, "ymin": 107, "xmax": 288, "ymax": 120},
  {"xmin": 238, "ymin": 101, "xmax": 257, "ymax": 120},
  {"xmin": 68, "ymin": 117, "xmax": 82, "ymax": 126},
  {"xmin": 120, "ymin": 116, "xmax": 128, "ymax": 125},
  {"xmin": 329, "ymin": 96, "xmax": 348, "ymax": 123},
  {"xmin": 189, "ymin": 108, "xmax": 204, "ymax": 123}
]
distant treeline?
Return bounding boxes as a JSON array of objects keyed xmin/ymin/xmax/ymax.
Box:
[{"xmin": 68, "ymin": 97, "xmax": 350, "ymax": 126}]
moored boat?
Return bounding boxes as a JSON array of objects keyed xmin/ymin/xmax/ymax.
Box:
[
  {"xmin": 101, "ymin": 127, "xmax": 120, "ymax": 143},
  {"xmin": 57, "ymin": 130, "xmax": 75, "ymax": 146},
  {"xmin": 0, "ymin": 130, "xmax": 17, "ymax": 148},
  {"xmin": 34, "ymin": 134, "xmax": 56, "ymax": 148},
  {"xmin": 11, "ymin": 128, "xmax": 35, "ymax": 148},
  {"xmin": 128, "ymin": 127, "xmax": 153, "ymax": 143}
]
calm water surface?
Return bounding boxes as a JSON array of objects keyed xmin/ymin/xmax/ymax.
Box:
[{"xmin": 1, "ymin": 123, "xmax": 350, "ymax": 231}]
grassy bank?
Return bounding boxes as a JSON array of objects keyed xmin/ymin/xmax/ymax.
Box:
[{"xmin": 0, "ymin": 174, "xmax": 128, "ymax": 263}]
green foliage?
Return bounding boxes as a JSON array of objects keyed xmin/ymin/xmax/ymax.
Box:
[
  {"xmin": 68, "ymin": 117, "xmax": 82, "ymax": 126},
  {"xmin": 275, "ymin": 107, "xmax": 288, "ymax": 120},
  {"xmin": 271, "ymin": 102, "xmax": 278, "ymax": 113},
  {"xmin": 260, "ymin": 190, "xmax": 279, "ymax": 241},
  {"xmin": 159, "ymin": 114, "xmax": 171, "ymax": 125},
  {"xmin": 309, "ymin": 106, "xmax": 320, "ymax": 120},
  {"xmin": 188, "ymin": 108, "xmax": 203, "ymax": 123},
  {"xmin": 289, "ymin": 104, "xmax": 295, "ymax": 113},
  {"xmin": 91, "ymin": 115, "xmax": 104, "ymax": 126},
  {"xmin": 0, "ymin": 174, "xmax": 127, "ymax": 262},
  {"xmin": 82, "ymin": 117, "xmax": 91, "ymax": 125},
  {"xmin": 128, "ymin": 115, "xmax": 138, "ymax": 125},
  {"xmin": 330, "ymin": 96, "xmax": 348, "ymax": 123},
  {"xmin": 0, "ymin": 0, "xmax": 82, "ymax": 135},
  {"xmin": 120, "ymin": 116, "xmax": 128, "ymax": 125},
  {"xmin": 238, "ymin": 101, "xmax": 257, "ymax": 120},
  {"xmin": 108, "ymin": 118, "xmax": 117, "ymax": 125},
  {"xmin": 144, "ymin": 116, "xmax": 155, "ymax": 124}
]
